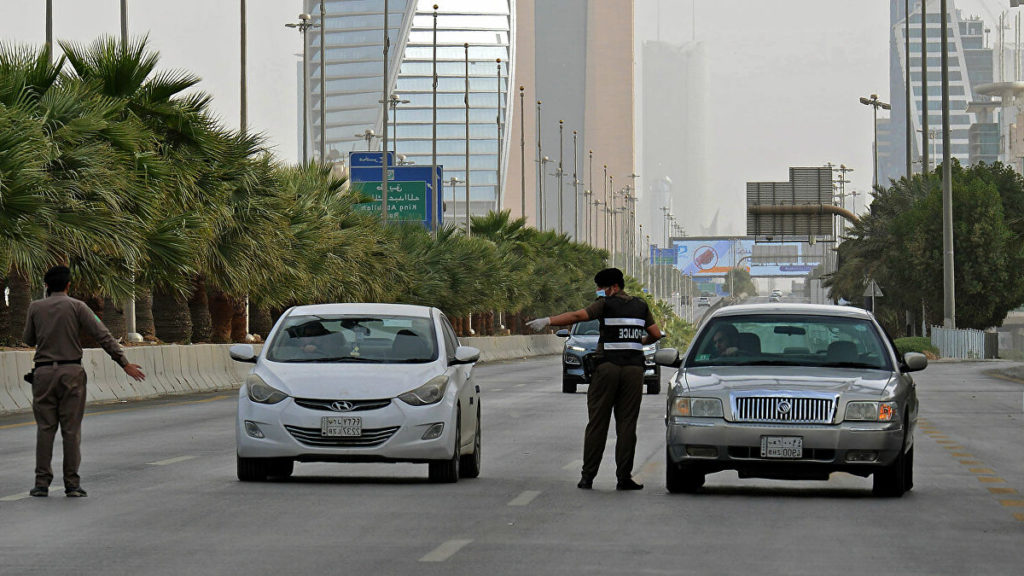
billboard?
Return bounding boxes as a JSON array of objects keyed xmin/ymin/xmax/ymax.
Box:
[{"xmin": 672, "ymin": 237, "xmax": 820, "ymax": 278}]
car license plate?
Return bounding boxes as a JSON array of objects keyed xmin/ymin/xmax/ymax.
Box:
[
  {"xmin": 321, "ymin": 416, "xmax": 361, "ymax": 437},
  {"xmin": 760, "ymin": 436, "xmax": 802, "ymax": 459}
]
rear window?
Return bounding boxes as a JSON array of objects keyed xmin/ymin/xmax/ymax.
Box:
[{"xmin": 686, "ymin": 314, "xmax": 892, "ymax": 370}]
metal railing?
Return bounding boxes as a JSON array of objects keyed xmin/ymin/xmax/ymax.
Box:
[{"xmin": 931, "ymin": 326, "xmax": 986, "ymax": 359}]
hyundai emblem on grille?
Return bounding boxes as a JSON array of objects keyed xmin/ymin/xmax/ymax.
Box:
[{"xmin": 330, "ymin": 401, "xmax": 355, "ymax": 412}]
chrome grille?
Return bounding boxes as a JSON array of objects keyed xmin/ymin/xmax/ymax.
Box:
[
  {"xmin": 284, "ymin": 425, "xmax": 400, "ymax": 447},
  {"xmin": 732, "ymin": 394, "xmax": 836, "ymax": 424},
  {"xmin": 293, "ymin": 398, "xmax": 392, "ymax": 412}
]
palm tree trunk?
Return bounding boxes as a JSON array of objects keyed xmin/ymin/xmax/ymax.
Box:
[
  {"xmin": 208, "ymin": 287, "xmax": 233, "ymax": 343},
  {"xmin": 249, "ymin": 305, "xmax": 273, "ymax": 340},
  {"xmin": 153, "ymin": 288, "xmax": 192, "ymax": 344},
  {"xmin": 103, "ymin": 297, "xmax": 126, "ymax": 340},
  {"xmin": 230, "ymin": 295, "xmax": 247, "ymax": 342},
  {"xmin": 188, "ymin": 275, "xmax": 212, "ymax": 343},
  {"xmin": 6, "ymin": 267, "xmax": 33, "ymax": 345},
  {"xmin": 136, "ymin": 287, "xmax": 156, "ymax": 340}
]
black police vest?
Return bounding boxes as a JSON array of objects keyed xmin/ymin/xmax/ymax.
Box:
[{"xmin": 598, "ymin": 295, "xmax": 649, "ymax": 366}]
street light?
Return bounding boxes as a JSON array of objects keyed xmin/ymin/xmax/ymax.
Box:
[
  {"xmin": 859, "ymin": 93, "xmax": 891, "ymax": 189},
  {"xmin": 448, "ymin": 176, "xmax": 464, "ymax": 227},
  {"xmin": 354, "ymin": 129, "xmax": 377, "ymax": 151},
  {"xmin": 539, "ymin": 156, "xmax": 553, "ymax": 229},
  {"xmin": 286, "ymin": 13, "xmax": 319, "ymax": 165},
  {"xmin": 379, "ymin": 93, "xmax": 409, "ymax": 156}
]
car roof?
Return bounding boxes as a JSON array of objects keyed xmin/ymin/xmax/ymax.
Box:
[
  {"xmin": 286, "ymin": 303, "xmax": 434, "ymax": 319},
  {"xmin": 709, "ymin": 303, "xmax": 874, "ymax": 320}
]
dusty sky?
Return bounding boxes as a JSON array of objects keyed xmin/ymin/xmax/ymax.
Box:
[{"xmin": 0, "ymin": 0, "xmax": 1009, "ymax": 235}]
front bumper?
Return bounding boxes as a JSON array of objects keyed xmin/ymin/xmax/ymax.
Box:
[
  {"xmin": 666, "ymin": 417, "xmax": 905, "ymax": 479},
  {"xmin": 236, "ymin": 388, "xmax": 457, "ymax": 463}
]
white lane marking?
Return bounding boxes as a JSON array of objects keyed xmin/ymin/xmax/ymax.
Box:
[
  {"xmin": 148, "ymin": 455, "xmax": 196, "ymax": 466},
  {"xmin": 492, "ymin": 388, "xmax": 503, "ymax": 392},
  {"xmin": 420, "ymin": 539, "xmax": 473, "ymax": 562},
  {"xmin": 563, "ymin": 459, "xmax": 583, "ymax": 471},
  {"xmin": 507, "ymin": 490, "xmax": 541, "ymax": 507},
  {"xmin": 514, "ymin": 383, "xmax": 526, "ymax": 388},
  {"xmin": 1, "ymin": 485, "xmax": 65, "ymax": 501}
]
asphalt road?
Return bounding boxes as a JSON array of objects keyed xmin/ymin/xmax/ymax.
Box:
[{"xmin": 1, "ymin": 357, "xmax": 1022, "ymax": 575}]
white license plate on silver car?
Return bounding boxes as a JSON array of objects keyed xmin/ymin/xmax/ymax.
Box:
[
  {"xmin": 760, "ymin": 436, "xmax": 802, "ymax": 459},
  {"xmin": 321, "ymin": 416, "xmax": 361, "ymax": 437}
]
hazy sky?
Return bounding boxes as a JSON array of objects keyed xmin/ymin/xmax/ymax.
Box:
[{"xmin": 0, "ymin": 0, "xmax": 1010, "ymax": 236}]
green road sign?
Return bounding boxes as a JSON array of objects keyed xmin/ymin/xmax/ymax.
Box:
[{"xmin": 351, "ymin": 181, "xmax": 427, "ymax": 221}]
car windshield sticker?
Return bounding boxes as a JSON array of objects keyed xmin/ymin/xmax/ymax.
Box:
[{"xmin": 696, "ymin": 354, "xmax": 710, "ymax": 361}]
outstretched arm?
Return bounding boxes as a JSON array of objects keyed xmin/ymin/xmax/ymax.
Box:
[{"xmin": 526, "ymin": 308, "xmax": 589, "ymax": 331}]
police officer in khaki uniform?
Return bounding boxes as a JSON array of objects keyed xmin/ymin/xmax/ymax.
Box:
[
  {"xmin": 528, "ymin": 268, "xmax": 662, "ymax": 490},
  {"xmin": 23, "ymin": 266, "xmax": 146, "ymax": 497}
]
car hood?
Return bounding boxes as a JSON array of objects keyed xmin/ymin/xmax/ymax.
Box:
[
  {"xmin": 681, "ymin": 366, "xmax": 892, "ymax": 397},
  {"xmin": 566, "ymin": 335, "xmax": 599, "ymax": 350},
  {"xmin": 256, "ymin": 361, "xmax": 443, "ymax": 399}
]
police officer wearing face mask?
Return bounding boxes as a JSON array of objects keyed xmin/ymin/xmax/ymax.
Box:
[{"xmin": 527, "ymin": 268, "xmax": 663, "ymax": 490}]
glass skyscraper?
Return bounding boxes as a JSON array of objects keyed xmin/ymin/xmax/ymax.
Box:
[{"xmin": 302, "ymin": 0, "xmax": 515, "ymax": 219}]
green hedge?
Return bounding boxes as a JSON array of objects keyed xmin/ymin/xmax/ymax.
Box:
[{"xmin": 894, "ymin": 336, "xmax": 939, "ymax": 357}]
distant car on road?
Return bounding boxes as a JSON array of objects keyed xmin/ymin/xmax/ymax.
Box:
[
  {"xmin": 230, "ymin": 303, "xmax": 482, "ymax": 483},
  {"xmin": 558, "ymin": 319, "xmax": 660, "ymax": 394},
  {"xmin": 768, "ymin": 294, "xmax": 782, "ymax": 303},
  {"xmin": 655, "ymin": 303, "xmax": 925, "ymax": 496},
  {"xmin": 696, "ymin": 297, "xmax": 711, "ymax": 307}
]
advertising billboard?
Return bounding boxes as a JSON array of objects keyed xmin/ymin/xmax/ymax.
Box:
[{"xmin": 672, "ymin": 237, "xmax": 820, "ymax": 278}]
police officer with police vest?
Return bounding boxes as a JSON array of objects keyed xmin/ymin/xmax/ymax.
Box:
[
  {"xmin": 528, "ymin": 267, "xmax": 662, "ymax": 490},
  {"xmin": 23, "ymin": 266, "xmax": 146, "ymax": 497}
]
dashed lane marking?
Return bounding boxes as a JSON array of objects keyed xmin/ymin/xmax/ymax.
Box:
[
  {"xmin": 998, "ymin": 499, "xmax": 1024, "ymax": 507},
  {"xmin": 507, "ymin": 490, "xmax": 541, "ymax": 507},
  {"xmin": 977, "ymin": 477, "xmax": 1006, "ymax": 484},
  {"xmin": 1, "ymin": 485, "xmax": 64, "ymax": 502},
  {"xmin": 148, "ymin": 455, "xmax": 196, "ymax": 466},
  {"xmin": 988, "ymin": 487, "xmax": 1018, "ymax": 495},
  {"xmin": 420, "ymin": 539, "xmax": 473, "ymax": 562}
]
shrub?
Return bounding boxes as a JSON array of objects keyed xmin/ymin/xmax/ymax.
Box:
[{"xmin": 894, "ymin": 336, "xmax": 939, "ymax": 357}]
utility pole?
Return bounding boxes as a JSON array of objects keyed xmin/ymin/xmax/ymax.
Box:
[{"xmin": 941, "ymin": 0, "xmax": 955, "ymax": 327}]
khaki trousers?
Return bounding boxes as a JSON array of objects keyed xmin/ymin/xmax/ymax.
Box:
[
  {"xmin": 581, "ymin": 362, "xmax": 644, "ymax": 481},
  {"xmin": 32, "ymin": 365, "xmax": 88, "ymax": 489}
]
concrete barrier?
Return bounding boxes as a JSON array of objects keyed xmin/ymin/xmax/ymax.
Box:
[{"xmin": 0, "ymin": 335, "xmax": 564, "ymax": 416}]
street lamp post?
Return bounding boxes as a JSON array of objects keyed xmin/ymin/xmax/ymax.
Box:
[
  {"xmin": 496, "ymin": 58, "xmax": 503, "ymax": 213},
  {"xmin": 464, "ymin": 43, "xmax": 471, "ymax": 237},
  {"xmin": 448, "ymin": 176, "xmax": 463, "ymax": 226},
  {"xmin": 382, "ymin": 0, "xmax": 390, "ymax": 225},
  {"xmin": 432, "ymin": 4, "xmax": 439, "ymax": 237},
  {"xmin": 540, "ymin": 156, "xmax": 552, "ymax": 229},
  {"xmin": 319, "ymin": 1, "xmax": 326, "ymax": 163},
  {"xmin": 558, "ymin": 120, "xmax": 564, "ymax": 234},
  {"xmin": 859, "ymin": 93, "xmax": 891, "ymax": 189},
  {"xmin": 519, "ymin": 86, "xmax": 526, "ymax": 220},
  {"xmin": 355, "ymin": 129, "xmax": 377, "ymax": 150},
  {"xmin": 286, "ymin": 13, "xmax": 319, "ymax": 166},
  {"xmin": 536, "ymin": 100, "xmax": 543, "ymax": 227},
  {"xmin": 572, "ymin": 130, "xmax": 579, "ymax": 241},
  {"xmin": 380, "ymin": 93, "xmax": 410, "ymax": 157}
]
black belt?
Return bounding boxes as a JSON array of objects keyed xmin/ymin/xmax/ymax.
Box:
[{"xmin": 35, "ymin": 359, "xmax": 82, "ymax": 369}]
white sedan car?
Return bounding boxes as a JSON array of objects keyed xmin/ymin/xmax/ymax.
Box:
[{"xmin": 230, "ymin": 303, "xmax": 482, "ymax": 483}]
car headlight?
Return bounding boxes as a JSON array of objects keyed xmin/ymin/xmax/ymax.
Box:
[
  {"xmin": 245, "ymin": 374, "xmax": 288, "ymax": 404},
  {"xmin": 398, "ymin": 375, "xmax": 450, "ymax": 406},
  {"xmin": 672, "ymin": 397, "xmax": 723, "ymax": 418},
  {"xmin": 845, "ymin": 401, "xmax": 897, "ymax": 422},
  {"xmin": 568, "ymin": 345, "xmax": 587, "ymax": 352}
]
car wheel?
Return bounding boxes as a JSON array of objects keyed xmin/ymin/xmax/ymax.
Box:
[
  {"xmin": 429, "ymin": 409, "xmax": 461, "ymax": 483},
  {"xmin": 237, "ymin": 455, "xmax": 270, "ymax": 482},
  {"xmin": 268, "ymin": 458, "xmax": 294, "ymax": 479},
  {"xmin": 459, "ymin": 405, "xmax": 482, "ymax": 479},
  {"xmin": 562, "ymin": 378, "xmax": 576, "ymax": 394},
  {"xmin": 873, "ymin": 428, "xmax": 910, "ymax": 497},
  {"xmin": 665, "ymin": 449, "xmax": 704, "ymax": 494}
]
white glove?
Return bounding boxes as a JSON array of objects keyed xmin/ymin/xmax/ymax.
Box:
[{"xmin": 526, "ymin": 317, "xmax": 551, "ymax": 332}]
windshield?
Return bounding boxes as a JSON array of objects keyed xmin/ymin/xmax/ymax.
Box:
[
  {"xmin": 686, "ymin": 314, "xmax": 892, "ymax": 370},
  {"xmin": 266, "ymin": 314, "xmax": 438, "ymax": 364},
  {"xmin": 570, "ymin": 319, "xmax": 600, "ymax": 336}
]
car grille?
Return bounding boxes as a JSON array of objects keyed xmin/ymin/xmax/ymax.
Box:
[
  {"xmin": 284, "ymin": 425, "xmax": 400, "ymax": 447},
  {"xmin": 292, "ymin": 398, "xmax": 392, "ymax": 412},
  {"xmin": 732, "ymin": 395, "xmax": 836, "ymax": 424}
]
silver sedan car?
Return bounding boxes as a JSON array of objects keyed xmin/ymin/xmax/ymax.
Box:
[{"xmin": 655, "ymin": 304, "xmax": 925, "ymax": 496}]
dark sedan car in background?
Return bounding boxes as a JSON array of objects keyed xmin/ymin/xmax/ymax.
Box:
[
  {"xmin": 557, "ymin": 319, "xmax": 660, "ymax": 394},
  {"xmin": 655, "ymin": 303, "xmax": 925, "ymax": 497}
]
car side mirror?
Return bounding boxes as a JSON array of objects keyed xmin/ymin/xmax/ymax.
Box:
[
  {"xmin": 452, "ymin": 345, "xmax": 480, "ymax": 365},
  {"xmin": 555, "ymin": 329, "xmax": 570, "ymax": 337},
  {"xmin": 229, "ymin": 344, "xmax": 257, "ymax": 363},
  {"xmin": 903, "ymin": 352, "xmax": 928, "ymax": 372},
  {"xmin": 654, "ymin": 348, "xmax": 681, "ymax": 367}
]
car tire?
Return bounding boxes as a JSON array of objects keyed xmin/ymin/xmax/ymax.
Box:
[
  {"xmin": 562, "ymin": 378, "xmax": 577, "ymax": 394},
  {"xmin": 873, "ymin": 427, "xmax": 910, "ymax": 497},
  {"xmin": 429, "ymin": 410, "xmax": 461, "ymax": 483},
  {"xmin": 237, "ymin": 455, "xmax": 270, "ymax": 482},
  {"xmin": 459, "ymin": 405, "xmax": 482, "ymax": 479},
  {"xmin": 268, "ymin": 458, "xmax": 294, "ymax": 479},
  {"xmin": 666, "ymin": 449, "xmax": 704, "ymax": 494}
]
